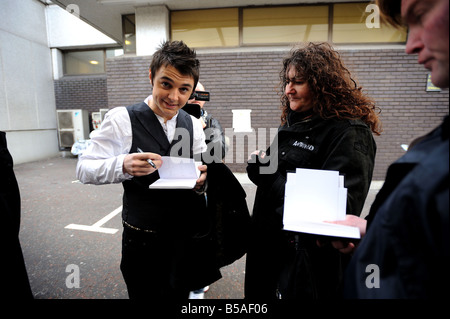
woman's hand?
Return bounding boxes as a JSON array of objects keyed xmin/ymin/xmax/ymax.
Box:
[{"xmin": 248, "ymin": 150, "xmax": 265, "ymax": 161}]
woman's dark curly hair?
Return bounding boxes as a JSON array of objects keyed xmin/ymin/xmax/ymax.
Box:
[{"xmin": 280, "ymin": 42, "xmax": 382, "ymax": 135}]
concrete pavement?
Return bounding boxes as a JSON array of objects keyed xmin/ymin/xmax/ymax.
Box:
[{"xmin": 13, "ymin": 155, "xmax": 380, "ymax": 299}]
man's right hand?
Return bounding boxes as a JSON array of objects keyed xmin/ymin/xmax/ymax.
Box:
[{"xmin": 123, "ymin": 152, "xmax": 162, "ymax": 176}]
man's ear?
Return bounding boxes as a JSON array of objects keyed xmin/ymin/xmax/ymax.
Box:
[{"xmin": 149, "ymin": 70, "xmax": 153, "ymax": 86}]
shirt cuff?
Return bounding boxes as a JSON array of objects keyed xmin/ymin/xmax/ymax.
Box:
[{"xmin": 116, "ymin": 153, "xmax": 133, "ymax": 181}]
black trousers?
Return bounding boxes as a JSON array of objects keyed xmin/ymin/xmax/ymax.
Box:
[
  {"xmin": 120, "ymin": 226, "xmax": 190, "ymax": 300},
  {"xmin": 245, "ymin": 228, "xmax": 347, "ymax": 300}
]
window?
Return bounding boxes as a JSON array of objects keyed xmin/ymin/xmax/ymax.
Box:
[
  {"xmin": 63, "ymin": 48, "xmax": 123, "ymax": 75},
  {"xmin": 243, "ymin": 6, "xmax": 329, "ymax": 45},
  {"xmin": 333, "ymin": 3, "xmax": 407, "ymax": 43},
  {"xmin": 64, "ymin": 50, "xmax": 105, "ymax": 75},
  {"xmin": 166, "ymin": 2, "xmax": 408, "ymax": 49},
  {"xmin": 123, "ymin": 14, "xmax": 136, "ymax": 54},
  {"xmin": 171, "ymin": 8, "xmax": 239, "ymax": 48}
]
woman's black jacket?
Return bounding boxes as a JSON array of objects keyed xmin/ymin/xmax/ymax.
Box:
[{"xmin": 245, "ymin": 115, "xmax": 377, "ymax": 299}]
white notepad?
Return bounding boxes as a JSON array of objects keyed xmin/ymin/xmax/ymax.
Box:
[
  {"xmin": 283, "ymin": 168, "xmax": 360, "ymax": 239},
  {"xmin": 149, "ymin": 156, "xmax": 201, "ymax": 189}
]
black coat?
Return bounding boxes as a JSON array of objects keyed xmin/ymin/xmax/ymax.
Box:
[
  {"xmin": 345, "ymin": 116, "xmax": 449, "ymax": 298},
  {"xmin": 203, "ymin": 111, "xmax": 227, "ymax": 161},
  {"xmin": 0, "ymin": 132, "xmax": 33, "ymax": 299},
  {"xmin": 173, "ymin": 162, "xmax": 252, "ymax": 290},
  {"xmin": 245, "ymin": 115, "xmax": 377, "ymax": 299},
  {"xmin": 206, "ymin": 162, "xmax": 251, "ymax": 268}
]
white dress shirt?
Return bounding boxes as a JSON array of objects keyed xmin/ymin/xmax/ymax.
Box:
[{"xmin": 76, "ymin": 97, "xmax": 206, "ymax": 185}]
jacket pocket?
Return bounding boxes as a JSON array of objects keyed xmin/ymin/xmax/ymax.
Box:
[{"xmin": 281, "ymin": 147, "xmax": 315, "ymax": 169}]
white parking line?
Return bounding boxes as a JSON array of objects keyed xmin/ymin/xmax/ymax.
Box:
[{"xmin": 65, "ymin": 206, "xmax": 122, "ymax": 234}]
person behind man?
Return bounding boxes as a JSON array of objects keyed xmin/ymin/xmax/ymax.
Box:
[
  {"xmin": 329, "ymin": 0, "xmax": 449, "ymax": 298},
  {"xmin": 188, "ymin": 82, "xmax": 226, "ymax": 161},
  {"xmin": 187, "ymin": 81, "xmax": 226, "ymax": 299},
  {"xmin": 76, "ymin": 41, "xmax": 221, "ymax": 299},
  {"xmin": 244, "ymin": 42, "xmax": 381, "ymax": 300}
]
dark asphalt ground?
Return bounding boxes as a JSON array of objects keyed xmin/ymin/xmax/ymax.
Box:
[{"xmin": 14, "ymin": 155, "xmax": 380, "ymax": 300}]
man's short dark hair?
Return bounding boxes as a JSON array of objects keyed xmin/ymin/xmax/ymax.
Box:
[
  {"xmin": 376, "ymin": 0, "xmax": 403, "ymax": 28},
  {"xmin": 150, "ymin": 41, "xmax": 200, "ymax": 90}
]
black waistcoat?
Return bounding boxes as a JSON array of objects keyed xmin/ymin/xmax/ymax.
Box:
[{"xmin": 121, "ymin": 102, "xmax": 207, "ymax": 235}]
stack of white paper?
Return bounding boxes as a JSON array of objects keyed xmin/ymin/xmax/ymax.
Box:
[
  {"xmin": 149, "ymin": 156, "xmax": 201, "ymax": 189},
  {"xmin": 283, "ymin": 168, "xmax": 360, "ymax": 239}
]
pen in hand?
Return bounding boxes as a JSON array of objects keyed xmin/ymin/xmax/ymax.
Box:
[{"xmin": 137, "ymin": 147, "xmax": 157, "ymax": 169}]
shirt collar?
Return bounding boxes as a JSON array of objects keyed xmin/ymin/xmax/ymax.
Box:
[{"xmin": 144, "ymin": 95, "xmax": 179, "ymax": 124}]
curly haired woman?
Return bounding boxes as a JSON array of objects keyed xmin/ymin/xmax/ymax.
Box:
[{"xmin": 244, "ymin": 42, "xmax": 382, "ymax": 300}]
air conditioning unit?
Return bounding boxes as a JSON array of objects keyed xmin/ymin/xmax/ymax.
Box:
[
  {"xmin": 100, "ymin": 108, "xmax": 109, "ymax": 121},
  {"xmin": 57, "ymin": 109, "xmax": 89, "ymax": 148},
  {"xmin": 92, "ymin": 112, "xmax": 102, "ymax": 130}
]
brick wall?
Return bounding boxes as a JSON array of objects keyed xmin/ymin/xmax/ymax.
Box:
[
  {"xmin": 105, "ymin": 48, "xmax": 449, "ymax": 179},
  {"xmin": 54, "ymin": 75, "xmax": 108, "ymax": 130},
  {"xmin": 341, "ymin": 49, "xmax": 449, "ymax": 180}
]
